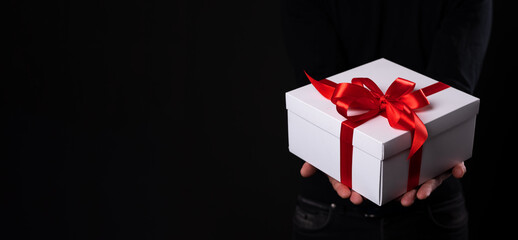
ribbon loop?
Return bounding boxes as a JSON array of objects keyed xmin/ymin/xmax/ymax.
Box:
[
  {"xmin": 385, "ymin": 77, "xmax": 415, "ymax": 99},
  {"xmin": 399, "ymin": 89, "xmax": 429, "ymax": 109}
]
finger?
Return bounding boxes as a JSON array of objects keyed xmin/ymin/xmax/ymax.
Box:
[
  {"xmin": 350, "ymin": 191, "xmax": 364, "ymax": 205},
  {"xmin": 300, "ymin": 162, "xmax": 317, "ymax": 177},
  {"xmin": 328, "ymin": 175, "xmax": 351, "ymax": 199},
  {"xmin": 400, "ymin": 188, "xmax": 417, "ymax": 207},
  {"xmin": 416, "ymin": 172, "xmax": 451, "ymax": 200},
  {"xmin": 452, "ymin": 162, "xmax": 466, "ymax": 179}
]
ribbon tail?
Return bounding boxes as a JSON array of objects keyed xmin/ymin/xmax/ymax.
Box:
[
  {"xmin": 304, "ymin": 71, "xmax": 336, "ymax": 100},
  {"xmin": 408, "ymin": 113, "xmax": 427, "ymax": 159},
  {"xmin": 407, "ymin": 147, "xmax": 423, "ymax": 191},
  {"xmin": 406, "ymin": 112, "xmax": 427, "ymax": 190}
]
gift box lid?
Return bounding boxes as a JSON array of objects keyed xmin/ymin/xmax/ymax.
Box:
[{"xmin": 285, "ymin": 58, "xmax": 480, "ymax": 160}]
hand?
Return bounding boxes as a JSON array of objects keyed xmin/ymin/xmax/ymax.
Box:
[
  {"xmin": 300, "ymin": 161, "xmax": 467, "ymax": 206},
  {"xmin": 300, "ymin": 162, "xmax": 364, "ymax": 205},
  {"xmin": 399, "ymin": 161, "xmax": 466, "ymax": 206}
]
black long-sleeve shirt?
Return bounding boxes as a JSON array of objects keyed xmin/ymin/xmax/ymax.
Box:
[
  {"xmin": 282, "ymin": 0, "xmax": 491, "ymax": 93},
  {"xmin": 281, "ymin": 0, "xmax": 491, "ymax": 207}
]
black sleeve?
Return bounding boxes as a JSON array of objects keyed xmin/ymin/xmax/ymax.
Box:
[
  {"xmin": 281, "ymin": 0, "xmax": 346, "ymax": 87},
  {"xmin": 425, "ymin": 0, "xmax": 492, "ymax": 94}
]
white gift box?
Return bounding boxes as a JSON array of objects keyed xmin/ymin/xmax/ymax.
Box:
[{"xmin": 286, "ymin": 58, "xmax": 479, "ymax": 205}]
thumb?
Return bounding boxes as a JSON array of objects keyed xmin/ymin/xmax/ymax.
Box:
[{"xmin": 300, "ymin": 162, "xmax": 317, "ymax": 177}]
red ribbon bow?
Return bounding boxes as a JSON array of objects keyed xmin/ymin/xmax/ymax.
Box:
[
  {"xmin": 305, "ymin": 71, "xmax": 449, "ymax": 190},
  {"xmin": 305, "ymin": 71, "xmax": 429, "ymax": 159}
]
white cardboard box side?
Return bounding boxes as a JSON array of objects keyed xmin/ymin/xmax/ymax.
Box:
[
  {"xmin": 288, "ymin": 110, "xmax": 383, "ymax": 204},
  {"xmin": 288, "ymin": 108, "xmax": 477, "ymax": 205},
  {"xmin": 379, "ymin": 117, "xmax": 476, "ymax": 205}
]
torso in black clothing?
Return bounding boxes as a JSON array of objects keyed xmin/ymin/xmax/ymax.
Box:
[
  {"xmin": 282, "ymin": 0, "xmax": 491, "ymax": 211},
  {"xmin": 282, "ymin": 0, "xmax": 490, "ymax": 92}
]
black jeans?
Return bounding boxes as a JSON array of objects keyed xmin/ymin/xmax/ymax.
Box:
[{"xmin": 292, "ymin": 193, "xmax": 468, "ymax": 240}]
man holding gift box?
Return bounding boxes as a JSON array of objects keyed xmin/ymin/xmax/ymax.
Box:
[{"xmin": 281, "ymin": 0, "xmax": 491, "ymax": 239}]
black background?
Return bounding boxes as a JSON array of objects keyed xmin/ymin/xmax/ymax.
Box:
[{"xmin": 5, "ymin": 1, "xmax": 516, "ymax": 239}]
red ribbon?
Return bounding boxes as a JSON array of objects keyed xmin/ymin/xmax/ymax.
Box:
[{"xmin": 305, "ymin": 71, "xmax": 449, "ymax": 191}]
